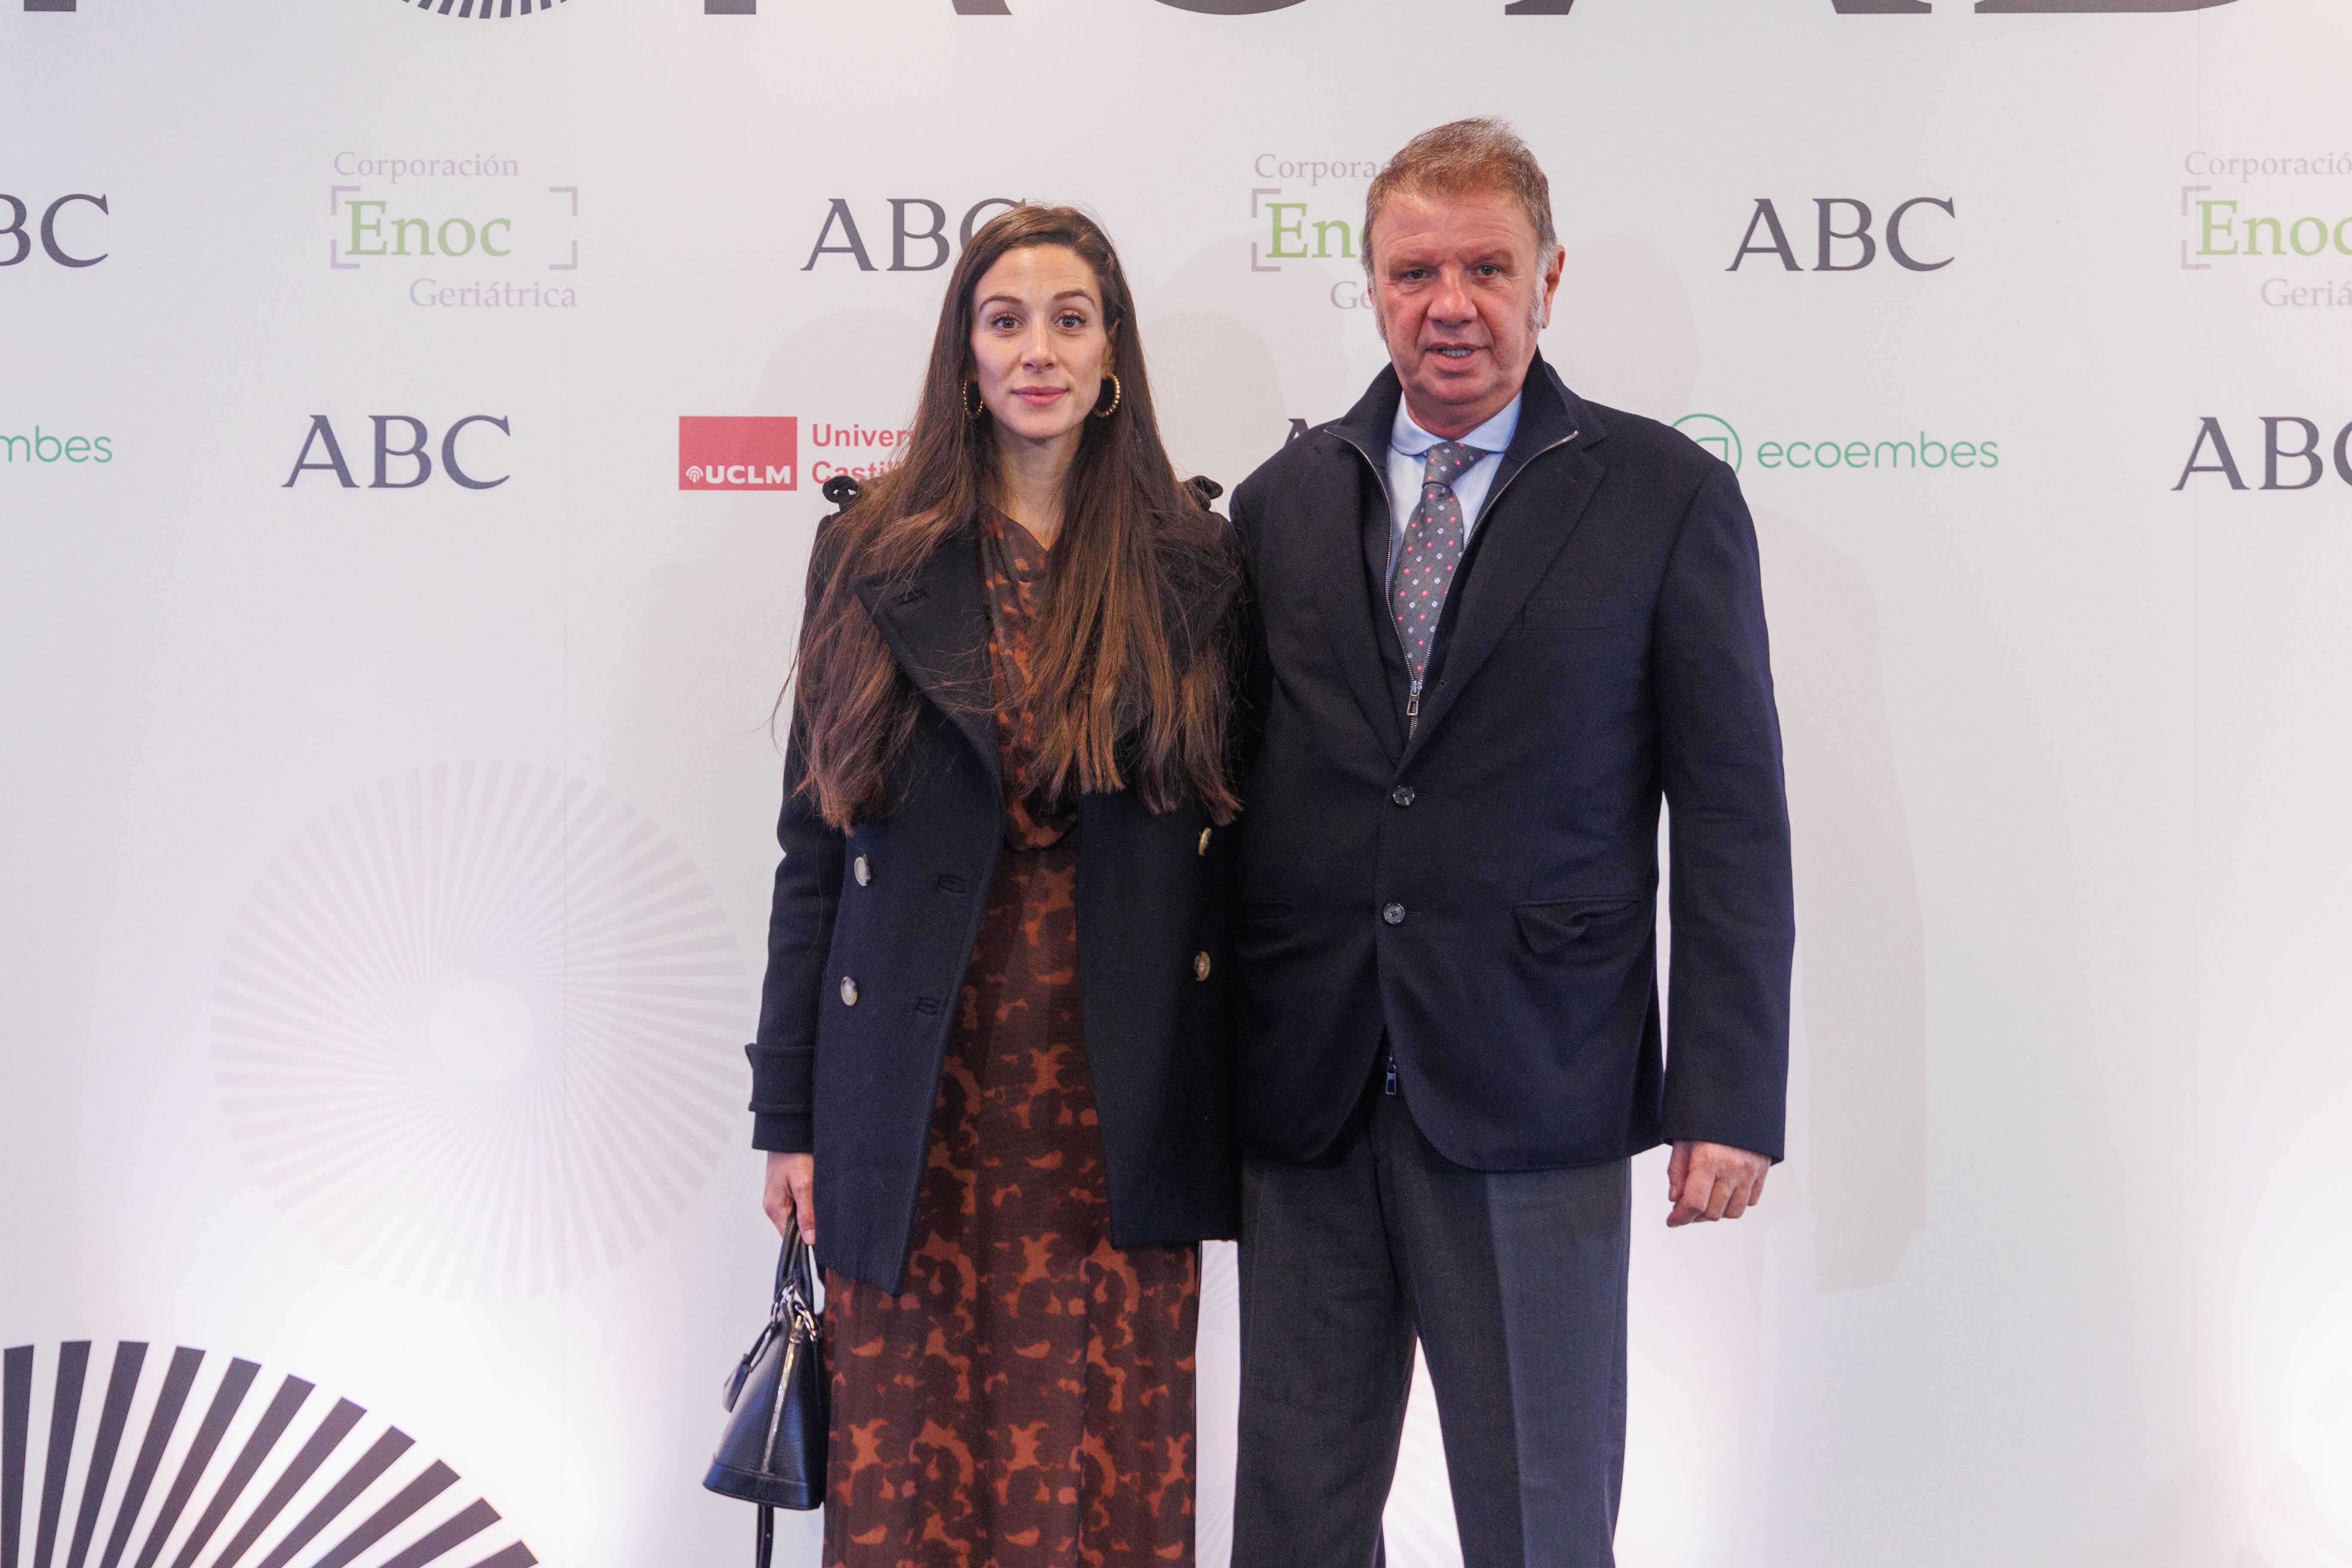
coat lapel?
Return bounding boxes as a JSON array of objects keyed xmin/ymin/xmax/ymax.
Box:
[
  {"xmin": 853, "ymin": 524, "xmax": 1001, "ymax": 788},
  {"xmin": 1400, "ymin": 361, "xmax": 1605, "ymax": 766},
  {"xmin": 1311, "ymin": 375, "xmax": 1410, "ymax": 766}
]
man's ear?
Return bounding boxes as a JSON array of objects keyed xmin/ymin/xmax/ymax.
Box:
[{"xmin": 1538, "ymin": 244, "xmax": 1565, "ymax": 328}]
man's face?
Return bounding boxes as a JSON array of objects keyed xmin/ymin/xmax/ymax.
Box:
[{"xmin": 1369, "ymin": 186, "xmax": 1564, "ymax": 440}]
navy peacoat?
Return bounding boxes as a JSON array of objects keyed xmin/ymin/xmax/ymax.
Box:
[{"xmin": 746, "ymin": 511, "xmax": 1240, "ymax": 1295}]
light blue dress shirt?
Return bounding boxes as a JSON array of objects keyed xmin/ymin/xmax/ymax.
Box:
[{"xmin": 1383, "ymin": 392, "xmax": 1524, "ymax": 588}]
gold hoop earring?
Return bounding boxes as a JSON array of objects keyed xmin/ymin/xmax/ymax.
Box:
[
  {"xmin": 963, "ymin": 378, "xmax": 986, "ymax": 419},
  {"xmin": 1093, "ymin": 373, "xmax": 1122, "ymax": 420}
]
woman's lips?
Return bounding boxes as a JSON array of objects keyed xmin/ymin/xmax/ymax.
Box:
[{"xmin": 1013, "ymin": 387, "xmax": 1066, "ymax": 405}]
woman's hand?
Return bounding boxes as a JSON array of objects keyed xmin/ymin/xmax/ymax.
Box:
[{"xmin": 763, "ymin": 1152, "xmax": 815, "ymax": 1243}]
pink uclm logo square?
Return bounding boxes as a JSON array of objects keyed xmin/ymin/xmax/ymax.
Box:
[{"xmin": 679, "ymin": 416, "xmax": 797, "ymax": 490}]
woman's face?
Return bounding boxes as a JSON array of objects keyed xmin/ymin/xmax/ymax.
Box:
[{"xmin": 968, "ymin": 244, "xmax": 1114, "ymax": 450}]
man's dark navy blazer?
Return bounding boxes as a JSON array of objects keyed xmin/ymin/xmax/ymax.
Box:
[{"xmin": 1228, "ymin": 353, "xmax": 1795, "ymax": 1170}]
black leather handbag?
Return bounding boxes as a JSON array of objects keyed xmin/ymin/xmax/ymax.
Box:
[{"xmin": 705, "ymin": 1227, "xmax": 828, "ymax": 1565}]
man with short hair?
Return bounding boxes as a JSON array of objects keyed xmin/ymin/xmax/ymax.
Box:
[{"xmin": 1227, "ymin": 118, "xmax": 1795, "ymax": 1568}]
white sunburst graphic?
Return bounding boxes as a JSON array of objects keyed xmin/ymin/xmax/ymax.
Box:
[{"xmin": 212, "ymin": 763, "xmax": 750, "ymax": 1299}]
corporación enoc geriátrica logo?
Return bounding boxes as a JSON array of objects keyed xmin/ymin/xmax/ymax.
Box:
[
  {"xmin": 678, "ymin": 415, "xmax": 912, "ymax": 491},
  {"xmin": 1243, "ymin": 152, "xmax": 1385, "ymax": 312},
  {"xmin": 2179, "ymin": 149, "xmax": 2352, "ymax": 308},
  {"xmin": 328, "ymin": 152, "xmax": 580, "ymax": 309},
  {"xmin": 1674, "ymin": 414, "xmax": 2000, "ymax": 475}
]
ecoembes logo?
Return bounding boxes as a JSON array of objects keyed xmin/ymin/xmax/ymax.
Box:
[
  {"xmin": 1674, "ymin": 414, "xmax": 1999, "ymax": 475},
  {"xmin": 328, "ymin": 152, "xmax": 581, "ymax": 309},
  {"xmin": 2, "ymin": 425, "xmax": 113, "ymax": 466}
]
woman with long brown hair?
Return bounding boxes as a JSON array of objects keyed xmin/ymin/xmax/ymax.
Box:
[{"xmin": 746, "ymin": 205, "xmax": 1241, "ymax": 1566}]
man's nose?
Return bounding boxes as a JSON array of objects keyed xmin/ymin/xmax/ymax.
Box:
[{"xmin": 1428, "ymin": 268, "xmax": 1475, "ymax": 323}]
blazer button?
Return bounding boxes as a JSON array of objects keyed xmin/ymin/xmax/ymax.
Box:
[
  {"xmin": 1197, "ymin": 827, "xmax": 1212, "ymax": 857},
  {"xmin": 1390, "ymin": 786, "xmax": 1415, "ymax": 807},
  {"xmin": 1193, "ymin": 951, "xmax": 1212, "ymax": 982},
  {"xmin": 839, "ymin": 976, "xmax": 860, "ymax": 1006},
  {"xmin": 853, "ymin": 855, "xmax": 872, "ymax": 886},
  {"xmin": 1382, "ymin": 903, "xmax": 1406, "ymax": 925}
]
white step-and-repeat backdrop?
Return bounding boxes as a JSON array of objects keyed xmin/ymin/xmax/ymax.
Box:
[{"xmin": 6, "ymin": 2, "xmax": 2350, "ymax": 1565}]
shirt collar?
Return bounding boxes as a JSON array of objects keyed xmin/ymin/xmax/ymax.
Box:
[{"xmin": 1390, "ymin": 390, "xmax": 1524, "ymax": 460}]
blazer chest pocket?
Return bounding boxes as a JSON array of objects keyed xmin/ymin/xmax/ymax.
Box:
[
  {"xmin": 1520, "ymin": 597, "xmax": 1632, "ymax": 632},
  {"xmin": 1514, "ymin": 896, "xmax": 1644, "ymax": 955}
]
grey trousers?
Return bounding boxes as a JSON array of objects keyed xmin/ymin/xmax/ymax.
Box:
[{"xmin": 1232, "ymin": 1089, "xmax": 1632, "ymax": 1568}]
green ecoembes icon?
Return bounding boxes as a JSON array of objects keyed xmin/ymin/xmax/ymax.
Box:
[{"xmin": 1674, "ymin": 414, "xmax": 1743, "ymax": 472}]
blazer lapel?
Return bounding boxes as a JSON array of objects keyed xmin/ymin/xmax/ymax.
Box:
[
  {"xmin": 853, "ymin": 524, "xmax": 1001, "ymax": 788},
  {"xmin": 1400, "ymin": 361, "xmax": 1604, "ymax": 765},
  {"xmin": 1311, "ymin": 376, "xmax": 1411, "ymax": 766}
]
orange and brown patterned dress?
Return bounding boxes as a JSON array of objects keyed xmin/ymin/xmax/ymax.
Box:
[{"xmin": 820, "ymin": 507, "xmax": 1201, "ymax": 1568}]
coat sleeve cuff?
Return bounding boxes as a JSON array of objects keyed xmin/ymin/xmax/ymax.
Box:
[
  {"xmin": 1659, "ymin": 1125, "xmax": 1784, "ymax": 1164},
  {"xmin": 751, "ymin": 1112, "xmax": 812, "ymax": 1154}
]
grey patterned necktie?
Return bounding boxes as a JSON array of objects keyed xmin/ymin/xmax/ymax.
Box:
[{"xmin": 1390, "ymin": 439, "xmax": 1488, "ymax": 715}]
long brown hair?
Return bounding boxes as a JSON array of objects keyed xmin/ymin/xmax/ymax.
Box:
[{"xmin": 788, "ymin": 205, "xmax": 1239, "ymax": 831}]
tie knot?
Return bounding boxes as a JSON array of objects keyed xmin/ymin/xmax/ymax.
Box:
[{"xmin": 1421, "ymin": 440, "xmax": 1486, "ymax": 492}]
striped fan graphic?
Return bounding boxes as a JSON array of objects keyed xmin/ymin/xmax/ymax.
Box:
[
  {"xmin": 212, "ymin": 763, "xmax": 750, "ymax": 1299},
  {"xmin": 0, "ymin": 1342, "xmax": 532, "ymax": 1568},
  {"xmin": 390, "ymin": 1, "xmax": 569, "ymax": 18}
]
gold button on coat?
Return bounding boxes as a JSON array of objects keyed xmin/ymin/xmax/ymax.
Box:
[
  {"xmin": 853, "ymin": 855, "xmax": 871, "ymax": 886},
  {"xmin": 1193, "ymin": 951, "xmax": 1212, "ymax": 982},
  {"xmin": 1197, "ymin": 828, "xmax": 1211, "ymax": 856},
  {"xmin": 839, "ymin": 976, "xmax": 859, "ymax": 1006}
]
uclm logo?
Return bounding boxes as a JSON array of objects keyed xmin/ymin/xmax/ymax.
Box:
[{"xmin": 680, "ymin": 416, "xmax": 796, "ymax": 491}]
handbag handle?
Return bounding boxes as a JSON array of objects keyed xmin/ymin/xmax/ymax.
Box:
[
  {"xmin": 726, "ymin": 1227, "xmax": 820, "ymax": 1413},
  {"xmin": 773, "ymin": 1225, "xmax": 819, "ymax": 1327}
]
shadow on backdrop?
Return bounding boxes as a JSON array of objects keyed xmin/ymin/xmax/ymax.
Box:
[
  {"xmin": 622, "ymin": 306, "xmax": 929, "ymax": 1568},
  {"xmin": 1141, "ymin": 306, "xmax": 1292, "ymax": 502},
  {"xmin": 1144, "ymin": 239, "xmax": 1359, "ymax": 483},
  {"xmin": 1555, "ymin": 235, "xmax": 1928, "ymax": 1290}
]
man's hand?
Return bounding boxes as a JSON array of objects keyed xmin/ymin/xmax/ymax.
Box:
[
  {"xmin": 763, "ymin": 1152, "xmax": 815, "ymax": 1243},
  {"xmin": 1666, "ymin": 1141, "xmax": 1769, "ymax": 1228}
]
